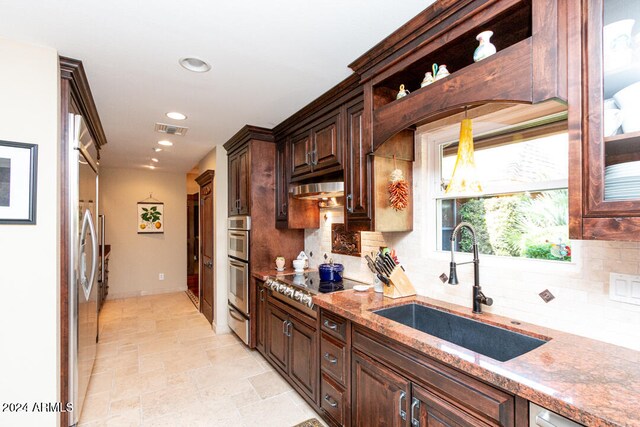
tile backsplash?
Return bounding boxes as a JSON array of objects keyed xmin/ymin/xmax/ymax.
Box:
[{"xmin": 305, "ymin": 207, "xmax": 640, "ymax": 351}]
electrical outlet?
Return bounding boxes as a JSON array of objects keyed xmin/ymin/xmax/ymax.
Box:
[
  {"xmin": 610, "ymin": 273, "xmax": 640, "ymax": 305},
  {"xmin": 159, "ymin": 273, "xmax": 165, "ymax": 280}
]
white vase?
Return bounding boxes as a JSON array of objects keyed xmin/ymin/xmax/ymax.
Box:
[
  {"xmin": 474, "ymin": 31, "xmax": 497, "ymax": 62},
  {"xmin": 396, "ymin": 84, "xmax": 410, "ymax": 99},
  {"xmin": 421, "ymin": 72, "xmax": 434, "ymax": 87},
  {"xmin": 435, "ymin": 65, "xmax": 450, "ymax": 80}
]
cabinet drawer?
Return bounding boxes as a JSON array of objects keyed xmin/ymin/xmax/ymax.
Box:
[
  {"xmin": 320, "ymin": 332, "xmax": 346, "ymax": 386},
  {"xmin": 320, "ymin": 311, "xmax": 347, "ymax": 341},
  {"xmin": 353, "ymin": 326, "xmax": 515, "ymax": 426},
  {"xmin": 320, "ymin": 373, "xmax": 346, "ymax": 426}
]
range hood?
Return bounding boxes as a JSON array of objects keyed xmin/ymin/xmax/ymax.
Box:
[{"xmin": 292, "ymin": 181, "xmax": 344, "ymax": 200}]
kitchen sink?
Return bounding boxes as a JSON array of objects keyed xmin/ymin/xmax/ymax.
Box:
[{"xmin": 373, "ymin": 303, "xmax": 547, "ymax": 362}]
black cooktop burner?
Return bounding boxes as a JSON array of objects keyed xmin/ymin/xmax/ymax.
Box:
[{"xmin": 271, "ymin": 271, "xmax": 360, "ymax": 295}]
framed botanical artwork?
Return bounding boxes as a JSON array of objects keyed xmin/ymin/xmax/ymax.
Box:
[
  {"xmin": 0, "ymin": 140, "xmax": 37, "ymax": 224},
  {"xmin": 137, "ymin": 202, "xmax": 164, "ymax": 234}
]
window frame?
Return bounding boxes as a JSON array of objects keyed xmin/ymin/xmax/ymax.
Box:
[{"xmin": 420, "ymin": 120, "xmax": 580, "ymax": 269}]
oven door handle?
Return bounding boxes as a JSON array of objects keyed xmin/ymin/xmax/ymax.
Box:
[
  {"xmin": 228, "ymin": 307, "xmax": 246, "ymax": 322},
  {"xmin": 229, "ymin": 259, "xmax": 247, "ymax": 269}
]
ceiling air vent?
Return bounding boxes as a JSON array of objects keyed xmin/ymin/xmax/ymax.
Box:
[{"xmin": 155, "ymin": 122, "xmax": 189, "ymax": 136}]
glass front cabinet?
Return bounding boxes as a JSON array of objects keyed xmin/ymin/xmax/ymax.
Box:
[{"xmin": 571, "ymin": 0, "xmax": 640, "ymax": 240}]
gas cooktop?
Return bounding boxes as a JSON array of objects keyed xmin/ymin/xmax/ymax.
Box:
[{"xmin": 270, "ymin": 271, "xmax": 360, "ymax": 295}]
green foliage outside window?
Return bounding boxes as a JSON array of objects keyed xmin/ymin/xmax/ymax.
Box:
[{"xmin": 454, "ymin": 190, "xmax": 570, "ymax": 262}]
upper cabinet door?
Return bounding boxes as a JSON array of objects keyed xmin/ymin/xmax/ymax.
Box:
[
  {"xmin": 344, "ymin": 100, "xmax": 373, "ymax": 231},
  {"xmin": 228, "ymin": 153, "xmax": 240, "ymax": 216},
  {"xmin": 275, "ymin": 140, "xmax": 289, "ymax": 223},
  {"xmin": 290, "ymin": 131, "xmax": 312, "ymax": 179},
  {"xmin": 311, "ymin": 112, "xmax": 342, "ymax": 173},
  {"xmin": 237, "ymin": 148, "xmax": 250, "ymax": 215},
  {"xmin": 574, "ymin": 0, "xmax": 640, "ymax": 240}
]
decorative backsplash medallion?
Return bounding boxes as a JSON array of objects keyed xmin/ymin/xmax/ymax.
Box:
[{"xmin": 331, "ymin": 223, "xmax": 361, "ymax": 256}]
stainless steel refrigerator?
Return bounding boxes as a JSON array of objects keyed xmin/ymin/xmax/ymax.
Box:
[{"xmin": 68, "ymin": 113, "xmax": 99, "ymax": 425}]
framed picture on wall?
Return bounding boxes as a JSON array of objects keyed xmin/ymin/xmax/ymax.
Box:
[
  {"xmin": 137, "ymin": 202, "xmax": 164, "ymax": 234},
  {"xmin": 0, "ymin": 140, "xmax": 38, "ymax": 224}
]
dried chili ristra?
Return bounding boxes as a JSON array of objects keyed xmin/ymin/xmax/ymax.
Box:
[{"xmin": 388, "ymin": 168, "xmax": 409, "ymax": 211}]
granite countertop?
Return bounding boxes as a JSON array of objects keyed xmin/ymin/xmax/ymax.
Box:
[{"xmin": 313, "ymin": 289, "xmax": 640, "ymax": 427}]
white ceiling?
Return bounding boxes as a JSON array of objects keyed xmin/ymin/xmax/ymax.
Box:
[{"xmin": 0, "ymin": 0, "xmax": 433, "ymax": 173}]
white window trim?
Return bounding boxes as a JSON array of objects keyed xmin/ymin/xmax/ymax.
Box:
[{"xmin": 420, "ymin": 131, "xmax": 582, "ymax": 274}]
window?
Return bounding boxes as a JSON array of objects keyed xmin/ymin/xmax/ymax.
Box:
[{"xmin": 433, "ymin": 119, "xmax": 571, "ymax": 262}]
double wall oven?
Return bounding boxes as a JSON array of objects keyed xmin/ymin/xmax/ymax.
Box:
[{"xmin": 227, "ymin": 216, "xmax": 250, "ymax": 345}]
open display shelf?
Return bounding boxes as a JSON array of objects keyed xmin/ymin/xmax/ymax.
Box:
[
  {"xmin": 372, "ymin": 1, "xmax": 532, "ymax": 107},
  {"xmin": 373, "ymin": 39, "xmax": 534, "ymax": 145},
  {"xmin": 605, "ymin": 131, "xmax": 640, "ymax": 165},
  {"xmin": 356, "ymin": 0, "xmax": 566, "ymax": 148}
]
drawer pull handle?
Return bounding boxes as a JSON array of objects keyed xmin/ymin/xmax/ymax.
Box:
[
  {"xmin": 323, "ymin": 352, "xmax": 338, "ymax": 364},
  {"xmin": 323, "ymin": 319, "xmax": 338, "ymax": 330},
  {"xmin": 324, "ymin": 394, "xmax": 338, "ymax": 408}
]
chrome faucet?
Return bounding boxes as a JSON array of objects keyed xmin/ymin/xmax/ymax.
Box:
[{"xmin": 448, "ymin": 222, "xmax": 493, "ymax": 314}]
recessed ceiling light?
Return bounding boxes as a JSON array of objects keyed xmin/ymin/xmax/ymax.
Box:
[
  {"xmin": 153, "ymin": 147, "xmax": 162, "ymax": 152},
  {"xmin": 148, "ymin": 165, "xmax": 156, "ymax": 170},
  {"xmin": 158, "ymin": 140, "xmax": 173, "ymax": 147},
  {"xmin": 151, "ymin": 158, "xmax": 159, "ymax": 163},
  {"xmin": 166, "ymin": 111, "xmax": 187, "ymax": 120},
  {"xmin": 179, "ymin": 57, "xmax": 211, "ymax": 73}
]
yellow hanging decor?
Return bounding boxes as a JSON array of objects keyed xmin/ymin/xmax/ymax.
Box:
[{"xmin": 445, "ymin": 118, "xmax": 483, "ymax": 194}]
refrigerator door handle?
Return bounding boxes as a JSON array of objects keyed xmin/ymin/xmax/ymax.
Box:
[{"xmin": 80, "ymin": 209, "xmax": 98, "ymax": 300}]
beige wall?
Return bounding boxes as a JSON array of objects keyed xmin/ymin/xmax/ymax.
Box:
[
  {"xmin": 100, "ymin": 167, "xmax": 187, "ymax": 298},
  {"xmin": 186, "ymin": 172, "xmax": 199, "ymax": 194},
  {"xmin": 197, "ymin": 145, "xmax": 229, "ymax": 333},
  {"xmin": 0, "ymin": 38, "xmax": 59, "ymax": 426},
  {"xmin": 305, "ymin": 139, "xmax": 640, "ymax": 352}
]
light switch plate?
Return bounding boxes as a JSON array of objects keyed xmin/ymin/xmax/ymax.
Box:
[{"xmin": 609, "ymin": 273, "xmax": 640, "ymax": 305}]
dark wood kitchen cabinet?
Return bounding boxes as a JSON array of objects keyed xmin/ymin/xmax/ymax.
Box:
[
  {"xmin": 568, "ymin": 0, "xmax": 640, "ymax": 241},
  {"xmin": 266, "ymin": 301, "xmax": 289, "ymax": 371},
  {"xmin": 290, "ymin": 111, "xmax": 342, "ymax": 182},
  {"xmin": 265, "ymin": 297, "xmax": 318, "ymax": 403},
  {"xmin": 275, "ymin": 139, "xmax": 319, "ymax": 229},
  {"xmin": 351, "ymin": 326, "xmax": 516, "ymax": 427},
  {"xmin": 255, "ymin": 280, "xmax": 267, "ymax": 355},
  {"xmin": 352, "ymin": 351, "xmax": 411, "ymax": 427},
  {"xmin": 319, "ymin": 310, "xmax": 350, "ymax": 427},
  {"xmin": 227, "ymin": 146, "xmax": 249, "ymax": 216}
]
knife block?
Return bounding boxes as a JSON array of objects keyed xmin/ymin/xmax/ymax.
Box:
[{"xmin": 383, "ymin": 267, "xmax": 416, "ymax": 299}]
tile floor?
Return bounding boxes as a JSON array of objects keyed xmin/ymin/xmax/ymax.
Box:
[{"xmin": 79, "ymin": 292, "xmax": 326, "ymax": 427}]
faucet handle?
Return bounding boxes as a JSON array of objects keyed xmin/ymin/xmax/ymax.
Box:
[{"xmin": 476, "ymin": 291, "xmax": 493, "ymax": 306}]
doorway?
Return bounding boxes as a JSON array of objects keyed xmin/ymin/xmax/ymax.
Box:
[
  {"xmin": 186, "ymin": 193, "xmax": 199, "ymax": 308},
  {"xmin": 196, "ymin": 170, "xmax": 215, "ymax": 324}
]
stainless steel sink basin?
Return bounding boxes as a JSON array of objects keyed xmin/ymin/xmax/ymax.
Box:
[{"xmin": 373, "ymin": 303, "xmax": 547, "ymax": 362}]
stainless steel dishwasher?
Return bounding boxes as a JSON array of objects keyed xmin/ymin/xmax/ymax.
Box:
[{"xmin": 530, "ymin": 403, "xmax": 583, "ymax": 426}]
